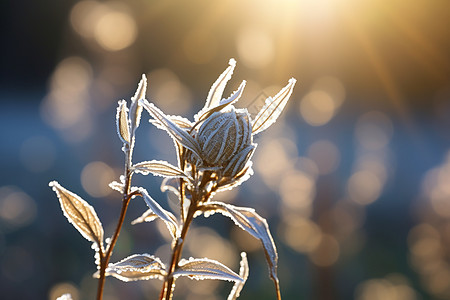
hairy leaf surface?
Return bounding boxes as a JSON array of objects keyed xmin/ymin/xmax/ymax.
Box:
[
  {"xmin": 140, "ymin": 100, "xmax": 201, "ymax": 159},
  {"xmin": 174, "ymin": 257, "xmax": 242, "ymax": 283},
  {"xmin": 116, "ymin": 100, "xmax": 131, "ymax": 144},
  {"xmin": 202, "ymin": 202, "xmax": 279, "ymax": 292},
  {"xmin": 130, "ymin": 74, "xmax": 146, "ymax": 132},
  {"xmin": 196, "ymin": 80, "xmax": 246, "ymax": 123},
  {"xmin": 100, "ymin": 254, "xmax": 166, "ymax": 282},
  {"xmin": 131, "ymin": 209, "xmax": 158, "ymax": 225},
  {"xmin": 138, "ymin": 187, "xmax": 178, "ymax": 238},
  {"xmin": 49, "ymin": 181, "xmax": 104, "ymax": 249},
  {"xmin": 252, "ymin": 78, "xmax": 296, "ymax": 135},
  {"xmin": 133, "ymin": 160, "xmax": 191, "ymax": 181},
  {"xmin": 196, "ymin": 58, "xmax": 236, "ymax": 121},
  {"xmin": 228, "ymin": 252, "xmax": 249, "ymax": 300}
]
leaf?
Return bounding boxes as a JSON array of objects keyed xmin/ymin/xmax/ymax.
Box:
[
  {"xmin": 201, "ymin": 202, "xmax": 279, "ymax": 293},
  {"xmin": 228, "ymin": 252, "xmax": 249, "ymax": 300},
  {"xmin": 95, "ymin": 254, "xmax": 166, "ymax": 282},
  {"xmin": 131, "ymin": 209, "xmax": 158, "ymax": 225},
  {"xmin": 129, "ymin": 75, "xmax": 146, "ymax": 133},
  {"xmin": 252, "ymin": 78, "xmax": 297, "ymax": 135},
  {"xmin": 132, "ymin": 160, "xmax": 192, "ymax": 181},
  {"xmin": 196, "ymin": 80, "xmax": 246, "ymax": 123},
  {"xmin": 138, "ymin": 187, "xmax": 179, "ymax": 238},
  {"xmin": 174, "ymin": 257, "xmax": 243, "ymax": 283},
  {"xmin": 49, "ymin": 181, "xmax": 104, "ymax": 249},
  {"xmin": 195, "ymin": 58, "xmax": 237, "ymax": 121},
  {"xmin": 109, "ymin": 180, "xmax": 124, "ymax": 193},
  {"xmin": 140, "ymin": 99, "xmax": 202, "ymax": 160},
  {"xmin": 116, "ymin": 100, "xmax": 131, "ymax": 144}
]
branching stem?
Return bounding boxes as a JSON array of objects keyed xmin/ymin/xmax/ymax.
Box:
[
  {"xmin": 96, "ymin": 149, "xmax": 134, "ymax": 300},
  {"xmin": 160, "ymin": 195, "xmax": 198, "ymax": 300}
]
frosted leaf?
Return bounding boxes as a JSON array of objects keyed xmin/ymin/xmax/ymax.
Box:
[
  {"xmin": 252, "ymin": 78, "xmax": 296, "ymax": 135},
  {"xmin": 129, "ymin": 74, "xmax": 146, "ymax": 133},
  {"xmin": 228, "ymin": 252, "xmax": 249, "ymax": 300},
  {"xmin": 161, "ymin": 177, "xmax": 181, "ymax": 198},
  {"xmin": 132, "ymin": 160, "xmax": 192, "ymax": 181},
  {"xmin": 195, "ymin": 58, "xmax": 237, "ymax": 121},
  {"xmin": 140, "ymin": 99, "xmax": 202, "ymax": 160},
  {"xmin": 196, "ymin": 80, "xmax": 246, "ymax": 123},
  {"xmin": 49, "ymin": 181, "xmax": 104, "ymax": 250},
  {"xmin": 201, "ymin": 202, "xmax": 279, "ymax": 293},
  {"xmin": 174, "ymin": 257, "xmax": 242, "ymax": 283},
  {"xmin": 95, "ymin": 253, "xmax": 166, "ymax": 282},
  {"xmin": 56, "ymin": 294, "xmax": 73, "ymax": 300},
  {"xmin": 131, "ymin": 209, "xmax": 158, "ymax": 225},
  {"xmin": 116, "ymin": 100, "xmax": 131, "ymax": 144},
  {"xmin": 109, "ymin": 180, "xmax": 124, "ymax": 193},
  {"xmin": 138, "ymin": 187, "xmax": 179, "ymax": 238}
]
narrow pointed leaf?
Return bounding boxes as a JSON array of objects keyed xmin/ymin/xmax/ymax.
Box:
[
  {"xmin": 131, "ymin": 209, "xmax": 158, "ymax": 225},
  {"xmin": 132, "ymin": 160, "xmax": 192, "ymax": 181},
  {"xmin": 96, "ymin": 254, "xmax": 166, "ymax": 282},
  {"xmin": 252, "ymin": 78, "xmax": 296, "ymax": 135},
  {"xmin": 140, "ymin": 99, "xmax": 202, "ymax": 159},
  {"xmin": 49, "ymin": 181, "xmax": 104, "ymax": 249},
  {"xmin": 174, "ymin": 257, "xmax": 243, "ymax": 283},
  {"xmin": 196, "ymin": 80, "xmax": 246, "ymax": 123},
  {"xmin": 201, "ymin": 202, "xmax": 279, "ymax": 293},
  {"xmin": 228, "ymin": 252, "xmax": 249, "ymax": 300},
  {"xmin": 195, "ymin": 58, "xmax": 236, "ymax": 121},
  {"xmin": 138, "ymin": 187, "xmax": 179, "ymax": 238},
  {"xmin": 130, "ymin": 75, "xmax": 147, "ymax": 132},
  {"xmin": 116, "ymin": 100, "xmax": 131, "ymax": 144}
]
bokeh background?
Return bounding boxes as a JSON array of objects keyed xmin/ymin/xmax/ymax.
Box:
[{"xmin": 1, "ymin": 0, "xmax": 450, "ymax": 299}]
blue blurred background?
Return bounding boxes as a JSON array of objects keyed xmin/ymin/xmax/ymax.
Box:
[{"xmin": 1, "ymin": 0, "xmax": 450, "ymax": 299}]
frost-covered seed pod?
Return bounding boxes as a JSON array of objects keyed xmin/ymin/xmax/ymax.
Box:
[
  {"xmin": 223, "ymin": 144, "xmax": 256, "ymax": 177},
  {"xmin": 196, "ymin": 108, "xmax": 253, "ymax": 174}
]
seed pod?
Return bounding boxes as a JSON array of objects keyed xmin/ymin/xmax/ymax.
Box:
[
  {"xmin": 223, "ymin": 144, "xmax": 256, "ymax": 177},
  {"xmin": 196, "ymin": 108, "xmax": 253, "ymax": 169}
]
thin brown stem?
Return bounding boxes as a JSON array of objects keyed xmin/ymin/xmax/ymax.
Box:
[
  {"xmin": 96, "ymin": 150, "xmax": 134, "ymax": 300},
  {"xmin": 160, "ymin": 200, "xmax": 198, "ymax": 300}
]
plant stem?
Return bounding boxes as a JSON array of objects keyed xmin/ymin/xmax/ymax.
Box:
[
  {"xmin": 160, "ymin": 200, "xmax": 198, "ymax": 300},
  {"xmin": 96, "ymin": 151, "xmax": 133, "ymax": 300}
]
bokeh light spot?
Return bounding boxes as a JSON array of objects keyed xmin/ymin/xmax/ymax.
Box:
[
  {"xmin": 307, "ymin": 140, "xmax": 340, "ymax": 175},
  {"xmin": 81, "ymin": 161, "xmax": 116, "ymax": 198},
  {"xmin": 0, "ymin": 186, "xmax": 37, "ymax": 229},
  {"xmin": 299, "ymin": 90, "xmax": 337, "ymax": 126},
  {"xmin": 348, "ymin": 170, "xmax": 382, "ymax": 205},
  {"xmin": 94, "ymin": 11, "xmax": 137, "ymax": 51}
]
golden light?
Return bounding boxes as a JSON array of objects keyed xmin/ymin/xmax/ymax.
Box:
[
  {"xmin": 94, "ymin": 10, "xmax": 137, "ymax": 51},
  {"xmin": 236, "ymin": 25, "xmax": 274, "ymax": 69},
  {"xmin": 281, "ymin": 216, "xmax": 322, "ymax": 253},
  {"xmin": 49, "ymin": 283, "xmax": 80, "ymax": 300},
  {"xmin": 147, "ymin": 68, "xmax": 193, "ymax": 116},
  {"xmin": 183, "ymin": 29, "xmax": 218, "ymax": 65},
  {"xmin": 308, "ymin": 233, "xmax": 340, "ymax": 267},
  {"xmin": 299, "ymin": 90, "xmax": 337, "ymax": 126},
  {"xmin": 0, "ymin": 186, "xmax": 37, "ymax": 229},
  {"xmin": 81, "ymin": 161, "xmax": 116, "ymax": 198},
  {"xmin": 347, "ymin": 170, "xmax": 383, "ymax": 205},
  {"xmin": 70, "ymin": 1, "xmax": 137, "ymax": 51}
]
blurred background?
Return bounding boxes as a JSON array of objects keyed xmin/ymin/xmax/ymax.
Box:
[{"xmin": 1, "ymin": 0, "xmax": 450, "ymax": 299}]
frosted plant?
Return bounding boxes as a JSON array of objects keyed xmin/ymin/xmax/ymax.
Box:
[{"xmin": 50, "ymin": 59, "xmax": 296, "ymax": 300}]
